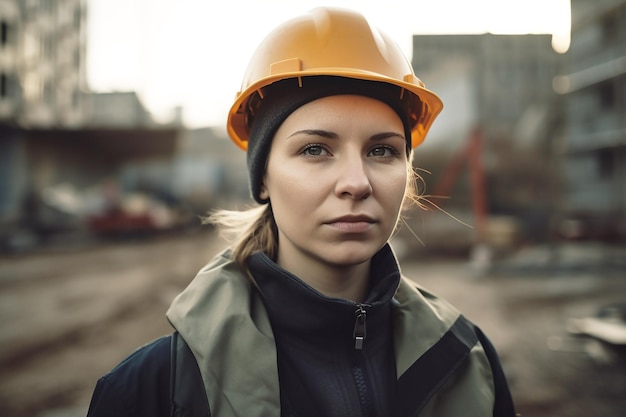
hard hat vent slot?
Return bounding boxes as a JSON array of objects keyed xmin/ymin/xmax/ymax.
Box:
[{"xmin": 270, "ymin": 58, "xmax": 302, "ymax": 75}]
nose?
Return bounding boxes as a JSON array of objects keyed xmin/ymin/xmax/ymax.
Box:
[{"xmin": 334, "ymin": 155, "xmax": 372, "ymax": 200}]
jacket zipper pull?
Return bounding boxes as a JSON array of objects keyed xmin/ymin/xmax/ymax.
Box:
[{"xmin": 353, "ymin": 304, "xmax": 367, "ymax": 350}]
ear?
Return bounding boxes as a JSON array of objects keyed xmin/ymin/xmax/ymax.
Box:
[{"xmin": 259, "ymin": 184, "xmax": 269, "ymax": 201}]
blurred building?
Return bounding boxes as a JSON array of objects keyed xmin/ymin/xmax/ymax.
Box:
[
  {"xmin": 172, "ymin": 127, "xmax": 248, "ymax": 211},
  {"xmin": 0, "ymin": 0, "xmax": 20, "ymax": 121},
  {"xmin": 412, "ymin": 34, "xmax": 561, "ymax": 148},
  {"xmin": 0, "ymin": 1, "xmax": 249, "ymax": 251},
  {"xmin": 0, "ymin": 0, "xmax": 87, "ymax": 127},
  {"xmin": 410, "ymin": 33, "xmax": 564, "ymax": 245},
  {"xmin": 555, "ymin": 0, "xmax": 626, "ymax": 241},
  {"xmin": 0, "ymin": 0, "xmax": 186, "ymax": 250},
  {"xmin": 86, "ymin": 92, "xmax": 155, "ymax": 128},
  {"xmin": 1, "ymin": 0, "xmax": 88, "ymax": 243}
]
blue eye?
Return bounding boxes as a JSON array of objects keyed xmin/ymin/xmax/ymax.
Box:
[
  {"xmin": 368, "ymin": 145, "xmax": 400, "ymax": 157},
  {"xmin": 302, "ymin": 144, "xmax": 329, "ymax": 156}
]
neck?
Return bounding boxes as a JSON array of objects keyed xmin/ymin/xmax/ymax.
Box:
[{"xmin": 277, "ymin": 255, "xmax": 370, "ymax": 303}]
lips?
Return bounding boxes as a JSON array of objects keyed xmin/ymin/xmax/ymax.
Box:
[
  {"xmin": 328, "ymin": 214, "xmax": 375, "ymax": 223},
  {"xmin": 325, "ymin": 215, "xmax": 376, "ymax": 233}
]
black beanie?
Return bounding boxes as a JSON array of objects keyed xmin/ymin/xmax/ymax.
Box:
[{"xmin": 247, "ymin": 76, "xmax": 419, "ymax": 204}]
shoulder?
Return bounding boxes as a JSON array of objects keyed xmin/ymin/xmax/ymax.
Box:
[
  {"xmin": 107, "ymin": 335, "xmax": 172, "ymax": 383},
  {"xmin": 87, "ymin": 335, "xmax": 172, "ymax": 417}
]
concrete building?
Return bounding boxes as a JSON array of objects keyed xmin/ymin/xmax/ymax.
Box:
[
  {"xmin": 0, "ymin": 0, "xmax": 20, "ymax": 121},
  {"xmin": 86, "ymin": 92, "xmax": 156, "ymax": 128},
  {"xmin": 409, "ymin": 33, "xmax": 564, "ymax": 244},
  {"xmin": 0, "ymin": 0, "xmax": 87, "ymax": 127},
  {"xmin": 0, "ymin": 1, "xmax": 186, "ymax": 250},
  {"xmin": 0, "ymin": 1, "xmax": 248, "ymax": 251},
  {"xmin": 555, "ymin": 0, "xmax": 626, "ymax": 241},
  {"xmin": 171, "ymin": 127, "xmax": 248, "ymax": 210},
  {"xmin": 1, "ymin": 0, "xmax": 88, "ymax": 224},
  {"xmin": 411, "ymin": 33, "xmax": 561, "ymax": 149}
]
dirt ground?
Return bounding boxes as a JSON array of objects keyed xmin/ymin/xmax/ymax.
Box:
[{"xmin": 0, "ymin": 229, "xmax": 625, "ymax": 417}]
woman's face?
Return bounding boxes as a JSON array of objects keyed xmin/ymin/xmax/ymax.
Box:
[{"xmin": 261, "ymin": 94, "xmax": 408, "ymax": 272}]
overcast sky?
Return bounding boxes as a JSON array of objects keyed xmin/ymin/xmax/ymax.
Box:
[{"xmin": 86, "ymin": 0, "xmax": 571, "ymax": 128}]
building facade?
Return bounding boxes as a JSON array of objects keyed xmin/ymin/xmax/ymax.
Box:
[
  {"xmin": 410, "ymin": 33, "xmax": 564, "ymax": 244},
  {"xmin": 0, "ymin": 0, "xmax": 87, "ymax": 127},
  {"xmin": 412, "ymin": 33, "xmax": 561, "ymax": 146},
  {"xmin": 0, "ymin": 1, "xmax": 187, "ymax": 250},
  {"xmin": 556, "ymin": 0, "xmax": 626, "ymax": 240}
]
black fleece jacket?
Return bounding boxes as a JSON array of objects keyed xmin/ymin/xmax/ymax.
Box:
[{"xmin": 247, "ymin": 245, "xmax": 402, "ymax": 417}]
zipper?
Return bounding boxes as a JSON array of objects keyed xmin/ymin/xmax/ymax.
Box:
[
  {"xmin": 352, "ymin": 303, "xmax": 373, "ymax": 415},
  {"xmin": 352, "ymin": 358, "xmax": 372, "ymax": 416},
  {"xmin": 352, "ymin": 304, "xmax": 369, "ymax": 350}
]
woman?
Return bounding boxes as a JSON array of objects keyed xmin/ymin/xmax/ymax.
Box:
[{"xmin": 87, "ymin": 7, "xmax": 516, "ymax": 417}]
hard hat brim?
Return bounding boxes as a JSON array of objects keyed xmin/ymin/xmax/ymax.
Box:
[{"xmin": 227, "ymin": 70, "xmax": 443, "ymax": 151}]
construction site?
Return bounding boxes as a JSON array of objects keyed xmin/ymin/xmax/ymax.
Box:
[{"xmin": 1, "ymin": 1, "xmax": 625, "ymax": 416}]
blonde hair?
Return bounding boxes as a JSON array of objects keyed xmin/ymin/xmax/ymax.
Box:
[{"xmin": 205, "ymin": 156, "xmax": 425, "ymax": 271}]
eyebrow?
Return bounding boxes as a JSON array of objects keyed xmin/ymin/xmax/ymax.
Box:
[
  {"xmin": 287, "ymin": 129, "xmax": 405, "ymax": 142},
  {"xmin": 287, "ymin": 129, "xmax": 338, "ymax": 139},
  {"xmin": 370, "ymin": 132, "xmax": 406, "ymax": 142}
]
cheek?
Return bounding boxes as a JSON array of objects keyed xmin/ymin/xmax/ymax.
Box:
[
  {"xmin": 375, "ymin": 167, "xmax": 408, "ymax": 205},
  {"xmin": 265, "ymin": 163, "xmax": 327, "ymax": 208},
  {"xmin": 266, "ymin": 169, "xmax": 329, "ymax": 237}
]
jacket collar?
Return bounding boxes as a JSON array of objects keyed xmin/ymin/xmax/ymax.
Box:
[
  {"xmin": 166, "ymin": 246, "xmax": 461, "ymax": 417},
  {"xmin": 247, "ymin": 244, "xmax": 401, "ymax": 350},
  {"xmin": 167, "ymin": 251, "xmax": 279, "ymax": 417}
]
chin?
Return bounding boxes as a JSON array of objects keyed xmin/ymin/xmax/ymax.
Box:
[{"xmin": 318, "ymin": 242, "xmax": 382, "ymax": 267}]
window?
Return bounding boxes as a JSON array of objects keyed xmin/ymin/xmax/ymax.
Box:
[
  {"xmin": 72, "ymin": 89, "xmax": 80, "ymax": 108},
  {"xmin": 74, "ymin": 7, "xmax": 82, "ymax": 30},
  {"xmin": 598, "ymin": 81, "xmax": 615, "ymax": 110},
  {"xmin": 0, "ymin": 74, "xmax": 6, "ymax": 98},
  {"xmin": 1, "ymin": 21, "xmax": 7, "ymax": 46},
  {"xmin": 597, "ymin": 148, "xmax": 614, "ymax": 179},
  {"xmin": 601, "ymin": 13, "xmax": 618, "ymax": 45},
  {"xmin": 43, "ymin": 81, "xmax": 53, "ymax": 105}
]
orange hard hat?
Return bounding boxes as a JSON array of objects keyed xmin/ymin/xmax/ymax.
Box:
[{"xmin": 226, "ymin": 7, "xmax": 443, "ymax": 150}]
